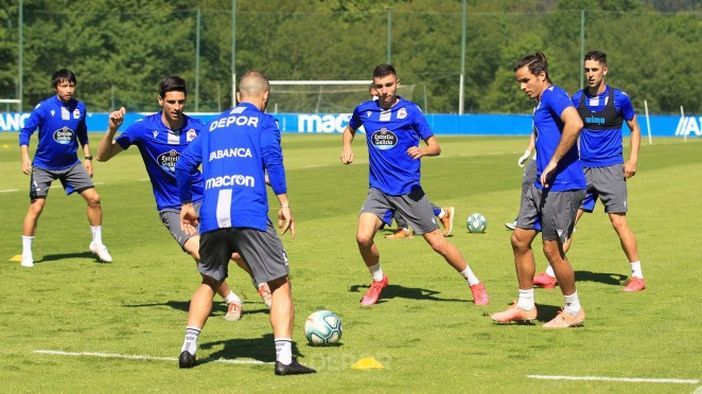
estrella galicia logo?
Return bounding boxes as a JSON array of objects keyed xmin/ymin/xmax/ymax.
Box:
[
  {"xmin": 371, "ymin": 128, "xmax": 397, "ymax": 150},
  {"xmin": 157, "ymin": 149, "xmax": 180, "ymax": 173},
  {"xmin": 53, "ymin": 126, "xmax": 74, "ymax": 144}
]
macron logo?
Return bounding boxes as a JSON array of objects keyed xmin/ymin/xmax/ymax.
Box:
[{"xmin": 205, "ymin": 174, "xmax": 255, "ymax": 189}]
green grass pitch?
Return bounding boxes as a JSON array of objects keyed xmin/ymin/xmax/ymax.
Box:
[{"xmin": 0, "ymin": 133, "xmax": 700, "ymax": 392}]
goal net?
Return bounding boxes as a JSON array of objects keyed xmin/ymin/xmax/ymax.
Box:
[{"xmin": 268, "ymin": 80, "xmax": 415, "ymax": 113}]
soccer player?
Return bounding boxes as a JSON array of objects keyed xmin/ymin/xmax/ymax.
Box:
[
  {"xmin": 19, "ymin": 69, "xmax": 111, "ymax": 268},
  {"xmin": 96, "ymin": 76, "xmax": 270, "ymax": 321},
  {"xmin": 365, "ymin": 83, "xmax": 456, "ymax": 239},
  {"xmin": 175, "ymin": 70, "xmax": 315, "ymax": 375},
  {"xmin": 532, "ymin": 50, "xmax": 646, "ymax": 292},
  {"xmin": 340, "ymin": 63, "xmax": 489, "ymax": 307},
  {"xmin": 491, "ymin": 52, "xmax": 586, "ymax": 328}
]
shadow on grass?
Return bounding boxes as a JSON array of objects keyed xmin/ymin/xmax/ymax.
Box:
[
  {"xmin": 122, "ymin": 300, "xmax": 269, "ymax": 317},
  {"xmin": 349, "ymin": 283, "xmax": 466, "ymax": 304},
  {"xmin": 574, "ymin": 270, "xmax": 627, "ymax": 286},
  {"xmin": 197, "ymin": 333, "xmax": 306, "ymax": 365},
  {"xmin": 490, "ymin": 301, "xmax": 563, "ymax": 325},
  {"xmin": 35, "ymin": 251, "xmax": 105, "ymax": 264}
]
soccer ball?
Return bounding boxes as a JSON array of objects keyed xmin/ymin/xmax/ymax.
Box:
[
  {"xmin": 304, "ymin": 310, "xmax": 342, "ymax": 346},
  {"xmin": 466, "ymin": 213, "xmax": 487, "ymax": 233}
]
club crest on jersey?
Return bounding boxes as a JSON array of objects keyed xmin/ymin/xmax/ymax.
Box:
[
  {"xmin": 397, "ymin": 108, "xmax": 407, "ymax": 119},
  {"xmin": 73, "ymin": 108, "xmax": 80, "ymax": 119},
  {"xmin": 371, "ymin": 128, "xmax": 398, "ymax": 150},
  {"xmin": 186, "ymin": 128, "xmax": 197, "ymax": 142},
  {"xmin": 53, "ymin": 126, "xmax": 74, "ymax": 144},
  {"xmin": 157, "ymin": 149, "xmax": 180, "ymax": 173}
]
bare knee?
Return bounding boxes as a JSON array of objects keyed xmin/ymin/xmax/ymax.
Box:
[
  {"xmin": 356, "ymin": 232, "xmax": 374, "ymax": 248},
  {"xmin": 27, "ymin": 199, "xmax": 46, "ymax": 217},
  {"xmin": 511, "ymin": 232, "xmax": 530, "ymax": 253},
  {"xmin": 86, "ymin": 193, "xmax": 101, "ymax": 208}
]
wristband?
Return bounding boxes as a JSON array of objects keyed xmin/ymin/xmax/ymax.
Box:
[{"xmin": 84, "ymin": 156, "xmax": 93, "ymax": 160}]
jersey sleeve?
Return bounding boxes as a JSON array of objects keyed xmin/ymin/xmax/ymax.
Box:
[
  {"xmin": 261, "ymin": 117, "xmax": 287, "ymax": 195},
  {"xmin": 76, "ymin": 106, "xmax": 89, "ymax": 146},
  {"xmin": 115, "ymin": 122, "xmax": 141, "ymax": 150},
  {"xmin": 19, "ymin": 106, "xmax": 42, "ymax": 146},
  {"xmin": 176, "ymin": 132, "xmax": 204, "ymax": 203},
  {"xmin": 348, "ymin": 105, "xmax": 362, "ymax": 131},
  {"xmin": 546, "ymin": 88, "xmax": 574, "ymax": 118},
  {"xmin": 412, "ymin": 104, "xmax": 434, "ymax": 141},
  {"xmin": 616, "ymin": 90, "xmax": 636, "ymax": 122}
]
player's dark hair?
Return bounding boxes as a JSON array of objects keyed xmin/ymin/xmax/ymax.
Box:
[
  {"xmin": 514, "ymin": 52, "xmax": 551, "ymax": 83},
  {"xmin": 51, "ymin": 69, "xmax": 77, "ymax": 88},
  {"xmin": 373, "ymin": 64, "xmax": 397, "ymax": 79},
  {"xmin": 159, "ymin": 75, "xmax": 187, "ymax": 98},
  {"xmin": 584, "ymin": 50, "xmax": 607, "ymax": 65}
]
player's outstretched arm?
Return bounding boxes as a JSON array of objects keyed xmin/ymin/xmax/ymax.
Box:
[
  {"xmin": 82, "ymin": 143, "xmax": 94, "ymax": 177},
  {"xmin": 518, "ymin": 131, "xmax": 536, "ymax": 167},
  {"xmin": 276, "ymin": 194, "xmax": 295, "ymax": 239},
  {"xmin": 96, "ymin": 107, "xmax": 126, "ymax": 162},
  {"xmin": 20, "ymin": 145, "xmax": 31, "ymax": 175},
  {"xmin": 340, "ymin": 125, "xmax": 356, "ymax": 165},
  {"xmin": 407, "ymin": 136, "xmax": 441, "ymax": 159},
  {"xmin": 624, "ymin": 115, "xmax": 641, "ymax": 179},
  {"xmin": 541, "ymin": 107, "xmax": 583, "ymax": 187}
]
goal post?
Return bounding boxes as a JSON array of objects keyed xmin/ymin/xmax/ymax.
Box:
[
  {"xmin": 268, "ymin": 80, "xmax": 415, "ymax": 113},
  {"xmin": 0, "ymin": 99, "xmax": 22, "ymax": 112}
]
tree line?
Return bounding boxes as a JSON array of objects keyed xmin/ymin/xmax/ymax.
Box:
[{"xmin": 1, "ymin": 0, "xmax": 701, "ymax": 114}]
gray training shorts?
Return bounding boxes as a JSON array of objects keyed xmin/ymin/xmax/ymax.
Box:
[
  {"xmin": 159, "ymin": 202, "xmax": 202, "ymax": 249},
  {"xmin": 581, "ymin": 163, "xmax": 628, "ymax": 214},
  {"xmin": 516, "ymin": 184, "xmax": 585, "ymax": 243},
  {"xmin": 29, "ymin": 162, "xmax": 94, "ymax": 199},
  {"xmin": 198, "ymin": 222, "xmax": 289, "ymax": 283},
  {"xmin": 361, "ymin": 187, "xmax": 439, "ymax": 235}
]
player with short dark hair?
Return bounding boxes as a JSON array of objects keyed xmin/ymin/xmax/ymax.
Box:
[
  {"xmin": 491, "ymin": 52, "xmax": 587, "ymax": 328},
  {"xmin": 340, "ymin": 63, "xmax": 489, "ymax": 307},
  {"xmin": 533, "ymin": 50, "xmax": 646, "ymax": 292},
  {"xmin": 19, "ymin": 68, "xmax": 111, "ymax": 267},
  {"xmin": 96, "ymin": 75, "xmax": 271, "ymax": 322},
  {"xmin": 175, "ymin": 70, "xmax": 314, "ymax": 375}
]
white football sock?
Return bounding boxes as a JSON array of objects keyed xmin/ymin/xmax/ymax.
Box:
[
  {"xmin": 629, "ymin": 261, "xmax": 643, "ymax": 278},
  {"xmin": 517, "ymin": 288, "xmax": 535, "ymax": 310},
  {"xmin": 460, "ymin": 266, "xmax": 480, "ymax": 286},
  {"xmin": 22, "ymin": 235, "xmax": 34, "ymax": 256},
  {"xmin": 368, "ymin": 263, "xmax": 384, "ymax": 282},
  {"xmin": 181, "ymin": 326, "xmax": 201, "ymax": 356},
  {"xmin": 275, "ymin": 338, "xmax": 292, "ymax": 365},
  {"xmin": 545, "ymin": 264, "xmax": 556, "ymax": 278},
  {"xmin": 564, "ymin": 291, "xmax": 581, "ymax": 316},
  {"xmin": 224, "ymin": 292, "xmax": 242, "ymax": 305},
  {"xmin": 90, "ymin": 226, "xmax": 103, "ymax": 245}
]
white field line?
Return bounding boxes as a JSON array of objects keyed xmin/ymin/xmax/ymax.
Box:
[
  {"xmin": 527, "ymin": 374, "xmax": 699, "ymax": 385},
  {"xmin": 0, "ymin": 188, "xmax": 19, "ymax": 193},
  {"xmin": 34, "ymin": 349, "xmax": 272, "ymax": 365}
]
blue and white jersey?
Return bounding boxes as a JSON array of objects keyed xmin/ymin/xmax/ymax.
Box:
[
  {"xmin": 349, "ymin": 97, "xmax": 433, "ymax": 196},
  {"xmin": 19, "ymin": 95, "xmax": 88, "ymax": 170},
  {"xmin": 533, "ymin": 85, "xmax": 586, "ymax": 191},
  {"xmin": 176, "ymin": 102, "xmax": 286, "ymax": 233},
  {"xmin": 572, "ymin": 85, "xmax": 635, "ymax": 167},
  {"xmin": 115, "ymin": 113, "xmax": 204, "ymax": 211}
]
